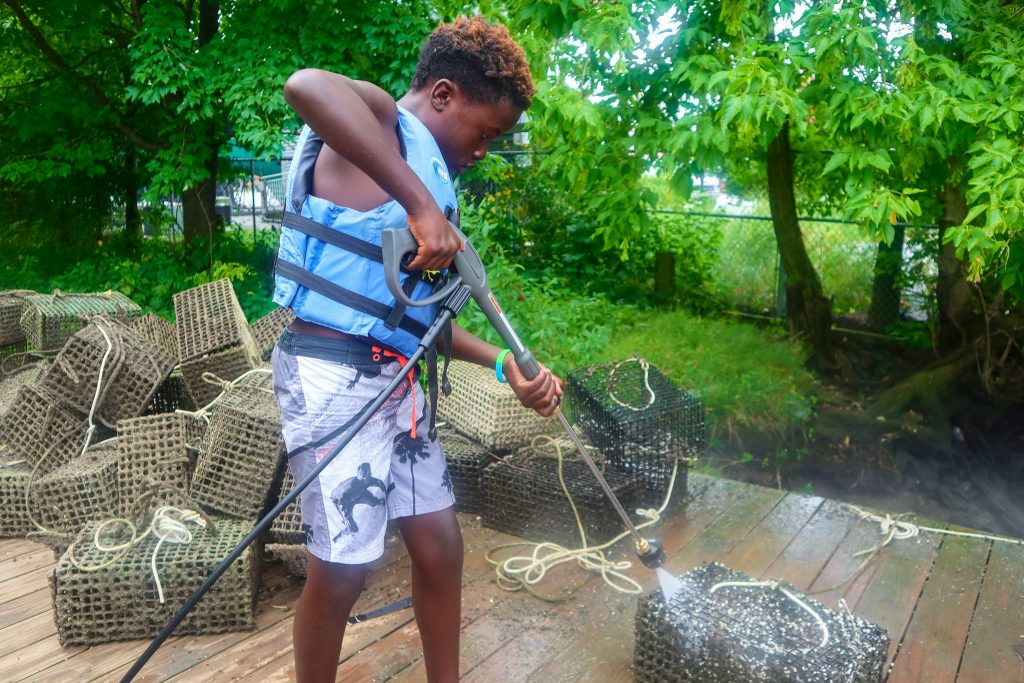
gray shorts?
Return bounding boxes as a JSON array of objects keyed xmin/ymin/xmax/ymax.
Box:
[{"xmin": 271, "ymin": 335, "xmax": 454, "ymax": 565}]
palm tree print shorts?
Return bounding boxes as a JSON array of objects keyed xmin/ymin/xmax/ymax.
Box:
[{"xmin": 272, "ymin": 331, "xmax": 454, "ymax": 565}]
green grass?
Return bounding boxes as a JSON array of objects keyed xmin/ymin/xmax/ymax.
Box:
[{"xmin": 595, "ymin": 310, "xmax": 819, "ymax": 447}]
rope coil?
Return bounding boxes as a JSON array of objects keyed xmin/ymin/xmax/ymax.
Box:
[
  {"xmin": 709, "ymin": 580, "xmax": 830, "ymax": 654},
  {"xmin": 486, "ymin": 434, "xmax": 681, "ymax": 600},
  {"xmin": 607, "ymin": 357, "xmax": 656, "ymax": 412}
]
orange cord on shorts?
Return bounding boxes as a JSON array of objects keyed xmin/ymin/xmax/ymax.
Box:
[{"xmin": 371, "ymin": 346, "xmax": 416, "ymax": 438}]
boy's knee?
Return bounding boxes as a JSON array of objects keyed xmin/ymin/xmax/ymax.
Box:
[{"xmin": 305, "ymin": 555, "xmax": 368, "ymax": 605}]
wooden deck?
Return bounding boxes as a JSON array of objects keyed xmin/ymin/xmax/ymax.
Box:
[{"xmin": 1, "ymin": 473, "xmax": 1022, "ymax": 682}]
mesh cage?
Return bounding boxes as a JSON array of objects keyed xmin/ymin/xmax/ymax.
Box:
[
  {"xmin": 211, "ymin": 367, "xmax": 275, "ymax": 414},
  {"xmin": 30, "ymin": 442, "xmax": 120, "ymax": 534},
  {"xmin": 40, "ymin": 319, "xmax": 176, "ymax": 429},
  {"xmin": 0, "ymin": 449, "xmax": 33, "ymax": 537},
  {"xmin": 1, "ymin": 384, "xmax": 87, "ymax": 476},
  {"xmin": 481, "ymin": 447, "xmax": 646, "ymax": 547},
  {"xmin": 0, "ymin": 290, "xmax": 34, "ymax": 346},
  {"xmin": 436, "ymin": 359, "xmax": 559, "ymax": 452},
  {"xmin": 181, "ymin": 346, "xmax": 260, "ymax": 407},
  {"xmin": 267, "ymin": 543, "xmax": 307, "ymax": 578},
  {"xmin": 128, "ymin": 312, "xmax": 179, "ymax": 360},
  {"xmin": 50, "ymin": 514, "xmax": 258, "ymax": 645},
  {"xmin": 116, "ymin": 413, "xmax": 207, "ymax": 517},
  {"xmin": 268, "ymin": 465, "xmax": 305, "ymax": 545},
  {"xmin": 633, "ymin": 562, "xmax": 890, "ymax": 683},
  {"xmin": 567, "ymin": 359, "xmax": 704, "ymax": 509},
  {"xmin": 145, "ymin": 370, "xmax": 196, "ymax": 415},
  {"xmin": 440, "ymin": 428, "xmax": 495, "ymax": 514},
  {"xmin": 0, "ymin": 359, "xmax": 49, "ymax": 417},
  {"xmin": 189, "ymin": 403, "xmax": 284, "ymax": 520},
  {"xmin": 18, "ymin": 290, "xmax": 141, "ymax": 351},
  {"xmin": 173, "ymin": 279, "xmax": 260, "ymax": 363},
  {"xmin": 250, "ymin": 306, "xmax": 294, "ymax": 361}
]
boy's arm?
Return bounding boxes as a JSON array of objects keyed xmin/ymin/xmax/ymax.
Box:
[
  {"xmin": 283, "ymin": 68, "xmax": 461, "ymax": 270},
  {"xmin": 445, "ymin": 323, "xmax": 563, "ymax": 417}
]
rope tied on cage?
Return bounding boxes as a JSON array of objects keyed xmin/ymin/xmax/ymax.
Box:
[
  {"xmin": 485, "ymin": 454, "xmax": 681, "ymax": 601},
  {"xmin": 175, "ymin": 367, "xmax": 274, "ymax": 422},
  {"xmin": 709, "ymin": 580, "xmax": 830, "ymax": 654},
  {"xmin": 607, "ymin": 357, "xmax": 656, "ymax": 412},
  {"xmin": 0, "ymin": 350, "xmax": 56, "ymax": 376},
  {"xmin": 66, "ymin": 486, "xmax": 216, "ymax": 604}
]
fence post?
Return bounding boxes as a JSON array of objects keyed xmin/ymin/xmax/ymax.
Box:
[{"xmin": 774, "ymin": 247, "xmax": 787, "ymax": 318}]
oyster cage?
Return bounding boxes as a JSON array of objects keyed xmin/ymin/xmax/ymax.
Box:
[
  {"xmin": 268, "ymin": 465, "xmax": 305, "ymax": 546},
  {"xmin": 40, "ymin": 319, "xmax": 176, "ymax": 429},
  {"xmin": 18, "ymin": 290, "xmax": 141, "ymax": 351},
  {"xmin": 50, "ymin": 514, "xmax": 258, "ymax": 645},
  {"xmin": 481, "ymin": 447, "xmax": 646, "ymax": 548},
  {"xmin": 30, "ymin": 441, "xmax": 120, "ymax": 534},
  {"xmin": 436, "ymin": 359, "xmax": 559, "ymax": 452},
  {"xmin": 439, "ymin": 428, "xmax": 495, "ymax": 515},
  {"xmin": 634, "ymin": 562, "xmax": 889, "ymax": 683},
  {"xmin": 0, "ymin": 449, "xmax": 33, "ymax": 537},
  {"xmin": 116, "ymin": 412, "xmax": 207, "ymax": 517},
  {"xmin": 566, "ymin": 358, "xmax": 704, "ymax": 509},
  {"xmin": 189, "ymin": 402, "xmax": 284, "ymax": 521}
]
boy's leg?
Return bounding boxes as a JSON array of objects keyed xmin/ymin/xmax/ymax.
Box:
[
  {"xmin": 398, "ymin": 508, "xmax": 464, "ymax": 683},
  {"xmin": 293, "ymin": 555, "xmax": 368, "ymax": 683}
]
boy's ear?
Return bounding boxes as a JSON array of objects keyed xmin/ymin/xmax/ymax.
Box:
[{"xmin": 429, "ymin": 78, "xmax": 459, "ymax": 112}]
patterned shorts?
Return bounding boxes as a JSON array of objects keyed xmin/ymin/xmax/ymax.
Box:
[{"xmin": 271, "ymin": 334, "xmax": 454, "ymax": 565}]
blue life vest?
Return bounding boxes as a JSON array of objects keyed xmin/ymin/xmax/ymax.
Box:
[{"xmin": 273, "ymin": 106, "xmax": 458, "ymax": 357}]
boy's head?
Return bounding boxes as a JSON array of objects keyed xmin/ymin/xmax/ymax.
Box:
[{"xmin": 407, "ymin": 16, "xmax": 535, "ymax": 175}]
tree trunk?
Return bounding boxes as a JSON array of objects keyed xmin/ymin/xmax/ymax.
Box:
[
  {"xmin": 124, "ymin": 147, "xmax": 141, "ymax": 243},
  {"xmin": 765, "ymin": 119, "xmax": 834, "ymax": 364},
  {"xmin": 181, "ymin": 0, "xmax": 221, "ymax": 250},
  {"xmin": 653, "ymin": 250, "xmax": 675, "ymax": 305},
  {"xmin": 936, "ymin": 183, "xmax": 975, "ymax": 352},
  {"xmin": 868, "ymin": 224, "xmax": 905, "ymax": 330}
]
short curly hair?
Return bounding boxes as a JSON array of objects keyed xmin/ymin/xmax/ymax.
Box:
[{"xmin": 411, "ymin": 16, "xmax": 535, "ymax": 111}]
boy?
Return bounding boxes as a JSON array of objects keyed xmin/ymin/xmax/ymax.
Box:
[{"xmin": 271, "ymin": 16, "xmax": 562, "ymax": 683}]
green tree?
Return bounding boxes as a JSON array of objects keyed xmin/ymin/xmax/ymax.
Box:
[{"xmin": 0, "ymin": 0, "xmax": 439, "ymax": 256}]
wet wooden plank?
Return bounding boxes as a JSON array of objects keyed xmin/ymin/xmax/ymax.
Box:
[
  {"xmin": 521, "ymin": 480, "xmax": 788, "ymax": 683},
  {"xmin": 954, "ymin": 540, "xmax": 1024, "ymax": 683},
  {"xmin": 0, "ymin": 539, "xmax": 47, "ymax": 562},
  {"xmin": 719, "ymin": 492, "xmax": 824, "ymax": 576},
  {"xmin": 885, "ymin": 527, "xmax": 989, "ymax": 683},
  {"xmin": 956, "ymin": 539, "xmax": 1024, "ymax": 682},
  {"xmin": 764, "ymin": 500, "xmax": 860, "ymax": 591},
  {"xmin": 451, "ymin": 475, "xmax": 747, "ymax": 683},
  {"xmin": 847, "ymin": 516, "xmax": 946, "ymax": 670}
]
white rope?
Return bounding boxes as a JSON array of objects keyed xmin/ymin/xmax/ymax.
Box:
[
  {"xmin": 843, "ymin": 504, "xmax": 1024, "ymax": 548},
  {"xmin": 67, "ymin": 505, "xmax": 207, "ymax": 604},
  {"xmin": 78, "ymin": 320, "xmax": 115, "ymax": 457},
  {"xmin": 607, "ymin": 357, "xmax": 656, "ymax": 411},
  {"xmin": 486, "ymin": 438, "xmax": 681, "ymax": 599},
  {"xmin": 709, "ymin": 580, "xmax": 830, "ymax": 653},
  {"xmin": 174, "ymin": 367, "xmax": 273, "ymax": 423}
]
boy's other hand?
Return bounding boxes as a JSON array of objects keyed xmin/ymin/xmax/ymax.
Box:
[
  {"xmin": 505, "ymin": 358, "xmax": 564, "ymax": 418},
  {"xmin": 405, "ymin": 207, "xmax": 462, "ymax": 271}
]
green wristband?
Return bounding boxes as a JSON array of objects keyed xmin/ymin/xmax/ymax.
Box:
[{"xmin": 495, "ymin": 349, "xmax": 511, "ymax": 383}]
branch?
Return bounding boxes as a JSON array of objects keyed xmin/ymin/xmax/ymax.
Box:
[{"xmin": 3, "ymin": 0, "xmax": 167, "ymax": 152}]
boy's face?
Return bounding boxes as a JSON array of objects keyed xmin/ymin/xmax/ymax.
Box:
[{"xmin": 427, "ymin": 80, "xmax": 522, "ymax": 176}]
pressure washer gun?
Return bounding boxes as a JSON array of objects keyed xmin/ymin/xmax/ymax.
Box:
[{"xmin": 382, "ymin": 224, "xmax": 669, "ymax": 572}]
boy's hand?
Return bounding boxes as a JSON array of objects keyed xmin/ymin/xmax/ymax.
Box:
[
  {"xmin": 504, "ymin": 357, "xmax": 564, "ymax": 418},
  {"xmin": 405, "ymin": 206, "xmax": 462, "ymax": 271}
]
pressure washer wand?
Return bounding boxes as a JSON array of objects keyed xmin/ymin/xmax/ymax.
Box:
[{"xmin": 383, "ymin": 227, "xmax": 668, "ymax": 573}]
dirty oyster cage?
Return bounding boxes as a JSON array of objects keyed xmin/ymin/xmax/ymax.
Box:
[
  {"xmin": 481, "ymin": 452, "xmax": 646, "ymax": 548},
  {"xmin": 566, "ymin": 359, "xmax": 704, "ymax": 508},
  {"xmin": 634, "ymin": 562, "xmax": 889, "ymax": 683},
  {"xmin": 50, "ymin": 514, "xmax": 258, "ymax": 645},
  {"xmin": 30, "ymin": 442, "xmax": 120, "ymax": 534},
  {"xmin": 440, "ymin": 429, "xmax": 495, "ymax": 514},
  {"xmin": 40, "ymin": 319, "xmax": 176, "ymax": 429},
  {"xmin": 18, "ymin": 290, "xmax": 141, "ymax": 351}
]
